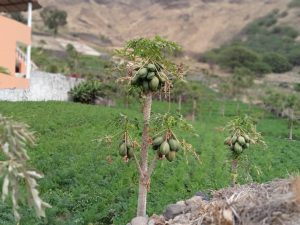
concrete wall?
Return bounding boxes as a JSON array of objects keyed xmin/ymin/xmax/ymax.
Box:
[{"xmin": 0, "ymin": 71, "xmax": 84, "ymax": 101}]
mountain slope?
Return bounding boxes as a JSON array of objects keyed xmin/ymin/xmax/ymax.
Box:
[{"xmin": 34, "ymin": 0, "xmax": 289, "ymax": 53}]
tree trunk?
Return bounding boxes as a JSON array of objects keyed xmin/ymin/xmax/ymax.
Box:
[
  {"xmin": 178, "ymin": 95, "xmax": 182, "ymax": 112},
  {"xmin": 289, "ymin": 109, "xmax": 294, "ymax": 140},
  {"xmin": 192, "ymin": 99, "xmax": 196, "ymax": 121},
  {"xmin": 231, "ymin": 159, "xmax": 238, "ymax": 186},
  {"xmin": 137, "ymin": 92, "xmax": 152, "ymax": 217}
]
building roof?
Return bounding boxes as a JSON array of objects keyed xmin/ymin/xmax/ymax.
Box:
[{"xmin": 0, "ymin": 0, "xmax": 41, "ymax": 12}]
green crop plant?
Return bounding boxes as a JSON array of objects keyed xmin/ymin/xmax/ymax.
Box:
[
  {"xmin": 100, "ymin": 36, "xmax": 199, "ymax": 218},
  {"xmin": 224, "ymin": 115, "xmax": 265, "ymax": 185},
  {"xmin": 0, "ymin": 114, "xmax": 50, "ymax": 222}
]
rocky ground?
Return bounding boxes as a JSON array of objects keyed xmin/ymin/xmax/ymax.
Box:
[{"xmin": 128, "ymin": 177, "xmax": 300, "ymax": 225}]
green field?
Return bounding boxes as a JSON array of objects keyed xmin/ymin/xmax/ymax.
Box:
[{"xmin": 0, "ymin": 95, "xmax": 299, "ymax": 224}]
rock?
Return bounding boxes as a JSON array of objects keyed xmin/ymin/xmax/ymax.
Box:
[
  {"xmin": 131, "ymin": 216, "xmax": 148, "ymax": 225},
  {"xmin": 163, "ymin": 203, "xmax": 189, "ymax": 220},
  {"xmin": 185, "ymin": 196, "xmax": 203, "ymax": 211},
  {"xmin": 148, "ymin": 219, "xmax": 155, "ymax": 225},
  {"xmin": 195, "ymin": 191, "xmax": 210, "ymax": 201}
]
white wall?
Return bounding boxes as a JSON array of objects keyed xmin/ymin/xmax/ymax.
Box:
[{"xmin": 0, "ymin": 71, "xmax": 84, "ymax": 101}]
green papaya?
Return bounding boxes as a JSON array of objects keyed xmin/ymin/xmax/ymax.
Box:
[
  {"xmin": 143, "ymin": 80, "xmax": 150, "ymax": 92},
  {"xmin": 138, "ymin": 68, "xmax": 148, "ymax": 78},
  {"xmin": 224, "ymin": 137, "xmax": 231, "ymax": 146},
  {"xmin": 119, "ymin": 143, "xmax": 127, "ymax": 157},
  {"xmin": 157, "ymin": 72, "xmax": 167, "ymax": 83},
  {"xmin": 147, "ymin": 72, "xmax": 156, "ymax": 80},
  {"xmin": 168, "ymin": 139, "xmax": 180, "ymax": 152},
  {"xmin": 244, "ymin": 134, "xmax": 250, "ymax": 143},
  {"xmin": 149, "ymin": 77, "xmax": 160, "ymax": 91},
  {"xmin": 131, "ymin": 74, "xmax": 140, "ymax": 85},
  {"xmin": 147, "ymin": 64, "xmax": 157, "ymax": 72},
  {"xmin": 238, "ymin": 136, "xmax": 246, "ymax": 146},
  {"xmin": 153, "ymin": 136, "xmax": 164, "ymax": 146},
  {"xmin": 231, "ymin": 135, "xmax": 237, "ymax": 143},
  {"xmin": 166, "ymin": 151, "xmax": 176, "ymax": 162},
  {"xmin": 126, "ymin": 140, "xmax": 132, "ymax": 148},
  {"xmin": 234, "ymin": 142, "xmax": 243, "ymax": 154},
  {"xmin": 159, "ymin": 141, "xmax": 170, "ymax": 155},
  {"xmin": 127, "ymin": 148, "xmax": 134, "ymax": 159}
]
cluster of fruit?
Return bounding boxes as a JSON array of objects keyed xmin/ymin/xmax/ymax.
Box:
[
  {"xmin": 131, "ymin": 63, "xmax": 166, "ymax": 92},
  {"xmin": 152, "ymin": 135, "xmax": 180, "ymax": 162},
  {"xmin": 119, "ymin": 139, "xmax": 134, "ymax": 159},
  {"xmin": 224, "ymin": 134, "xmax": 252, "ymax": 154}
]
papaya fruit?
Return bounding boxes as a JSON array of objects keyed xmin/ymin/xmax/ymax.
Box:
[
  {"xmin": 234, "ymin": 142, "xmax": 243, "ymax": 154},
  {"xmin": 157, "ymin": 72, "xmax": 167, "ymax": 83},
  {"xmin": 131, "ymin": 74, "xmax": 140, "ymax": 85},
  {"xmin": 127, "ymin": 148, "xmax": 134, "ymax": 159},
  {"xmin": 138, "ymin": 68, "xmax": 148, "ymax": 78},
  {"xmin": 238, "ymin": 136, "xmax": 246, "ymax": 146},
  {"xmin": 244, "ymin": 134, "xmax": 250, "ymax": 143},
  {"xmin": 168, "ymin": 139, "xmax": 180, "ymax": 152},
  {"xmin": 147, "ymin": 72, "xmax": 156, "ymax": 80},
  {"xmin": 153, "ymin": 136, "xmax": 164, "ymax": 146},
  {"xmin": 143, "ymin": 80, "xmax": 150, "ymax": 92},
  {"xmin": 166, "ymin": 151, "xmax": 176, "ymax": 162},
  {"xmin": 231, "ymin": 135, "xmax": 237, "ymax": 144},
  {"xmin": 147, "ymin": 64, "xmax": 157, "ymax": 72},
  {"xmin": 126, "ymin": 140, "xmax": 132, "ymax": 148},
  {"xmin": 159, "ymin": 141, "xmax": 170, "ymax": 155},
  {"xmin": 149, "ymin": 77, "xmax": 160, "ymax": 91},
  {"xmin": 224, "ymin": 137, "xmax": 231, "ymax": 145},
  {"xmin": 119, "ymin": 143, "xmax": 127, "ymax": 157}
]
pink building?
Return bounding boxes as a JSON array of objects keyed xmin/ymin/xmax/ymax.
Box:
[{"xmin": 0, "ymin": 0, "xmax": 41, "ymax": 89}]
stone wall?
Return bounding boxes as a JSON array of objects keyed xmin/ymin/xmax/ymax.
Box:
[{"xmin": 0, "ymin": 71, "xmax": 84, "ymax": 101}]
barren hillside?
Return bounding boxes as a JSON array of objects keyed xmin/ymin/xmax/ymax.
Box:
[{"xmin": 34, "ymin": 0, "xmax": 290, "ymax": 53}]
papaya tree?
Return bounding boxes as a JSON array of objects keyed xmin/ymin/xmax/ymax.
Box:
[
  {"xmin": 224, "ymin": 115, "xmax": 264, "ymax": 185},
  {"xmin": 284, "ymin": 95, "xmax": 299, "ymax": 140},
  {"xmin": 101, "ymin": 36, "xmax": 199, "ymax": 218},
  {"xmin": 230, "ymin": 67, "xmax": 254, "ymax": 113},
  {"xmin": 0, "ymin": 114, "xmax": 51, "ymax": 222}
]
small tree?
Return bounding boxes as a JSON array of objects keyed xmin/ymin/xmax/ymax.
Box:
[
  {"xmin": 224, "ymin": 115, "xmax": 265, "ymax": 185},
  {"xmin": 40, "ymin": 6, "xmax": 67, "ymax": 35},
  {"xmin": 101, "ymin": 36, "xmax": 199, "ymax": 218},
  {"xmin": 66, "ymin": 43, "xmax": 80, "ymax": 73},
  {"xmin": 0, "ymin": 114, "xmax": 51, "ymax": 222}
]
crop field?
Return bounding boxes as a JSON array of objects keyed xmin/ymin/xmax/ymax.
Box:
[{"xmin": 0, "ymin": 95, "xmax": 299, "ymax": 225}]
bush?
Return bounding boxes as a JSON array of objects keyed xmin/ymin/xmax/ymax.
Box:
[
  {"xmin": 288, "ymin": 46, "xmax": 300, "ymax": 66},
  {"xmin": 271, "ymin": 26, "xmax": 299, "ymax": 39},
  {"xmin": 249, "ymin": 61, "xmax": 272, "ymax": 75},
  {"xmin": 218, "ymin": 46, "xmax": 261, "ymax": 71},
  {"xmin": 294, "ymin": 83, "xmax": 300, "ymax": 92},
  {"xmin": 289, "ymin": 0, "xmax": 300, "ymax": 8},
  {"xmin": 69, "ymin": 80, "xmax": 102, "ymax": 104},
  {"xmin": 262, "ymin": 53, "xmax": 292, "ymax": 73}
]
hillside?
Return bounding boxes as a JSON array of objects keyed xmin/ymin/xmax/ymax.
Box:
[
  {"xmin": 0, "ymin": 94, "xmax": 299, "ymax": 224},
  {"xmin": 33, "ymin": 0, "xmax": 289, "ymax": 53}
]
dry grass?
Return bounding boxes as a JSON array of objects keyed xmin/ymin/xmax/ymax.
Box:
[{"xmin": 193, "ymin": 177, "xmax": 300, "ymax": 225}]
